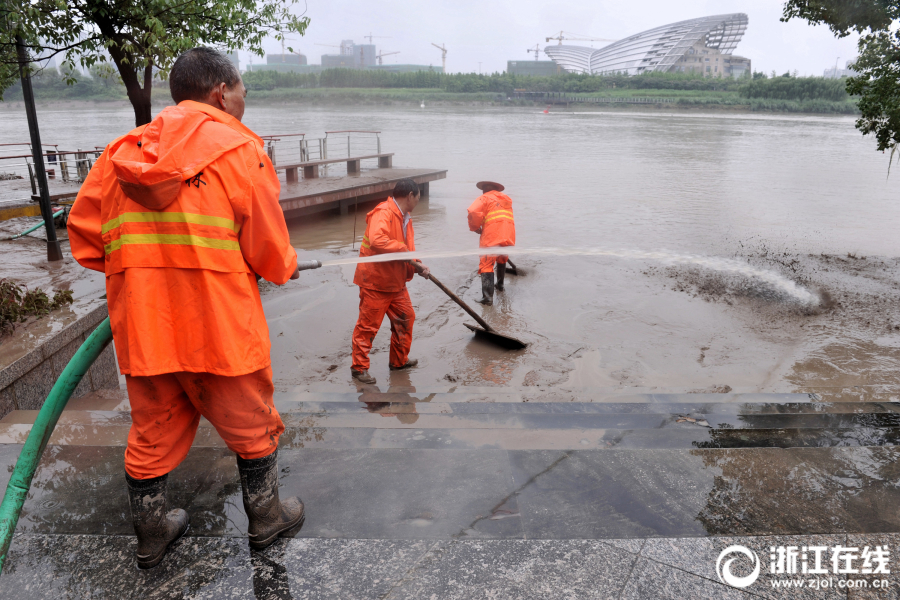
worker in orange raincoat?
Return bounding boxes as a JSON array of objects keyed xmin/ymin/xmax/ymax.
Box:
[
  {"xmin": 68, "ymin": 48, "xmax": 306, "ymax": 570},
  {"xmin": 467, "ymin": 181, "xmax": 515, "ymax": 305},
  {"xmin": 350, "ymin": 178, "xmax": 430, "ymax": 385}
]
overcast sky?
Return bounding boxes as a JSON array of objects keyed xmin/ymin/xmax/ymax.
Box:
[{"xmin": 244, "ymin": 0, "xmax": 861, "ymax": 77}]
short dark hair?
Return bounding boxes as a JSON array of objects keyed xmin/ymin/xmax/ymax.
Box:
[
  {"xmin": 169, "ymin": 47, "xmax": 242, "ymax": 104},
  {"xmin": 393, "ymin": 178, "xmax": 420, "ymax": 199}
]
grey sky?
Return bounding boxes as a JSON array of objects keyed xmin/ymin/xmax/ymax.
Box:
[{"xmin": 248, "ymin": 0, "xmax": 860, "ymax": 77}]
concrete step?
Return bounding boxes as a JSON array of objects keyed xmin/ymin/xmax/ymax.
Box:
[
  {"xmin": 2, "ymin": 444, "xmax": 900, "ymax": 541},
  {"xmin": 5, "ymin": 411, "xmax": 900, "ymax": 450}
]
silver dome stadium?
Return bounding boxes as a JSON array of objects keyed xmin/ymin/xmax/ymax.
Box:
[{"xmin": 544, "ymin": 13, "xmax": 750, "ymax": 77}]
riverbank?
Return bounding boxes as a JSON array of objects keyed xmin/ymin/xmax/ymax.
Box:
[{"xmin": 0, "ymin": 87, "xmax": 859, "ymax": 114}]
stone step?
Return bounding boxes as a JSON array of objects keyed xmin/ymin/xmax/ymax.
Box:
[
  {"xmin": 7, "ymin": 407, "xmax": 900, "ymax": 430},
  {"xmin": 2, "ymin": 445, "xmax": 899, "ymax": 541},
  {"xmin": 4, "ymin": 417, "xmax": 900, "ymax": 450},
  {"xmin": 275, "ymin": 390, "xmax": 820, "ymax": 405}
]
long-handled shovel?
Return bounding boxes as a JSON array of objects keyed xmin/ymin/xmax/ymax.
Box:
[
  {"xmin": 426, "ymin": 274, "xmax": 528, "ymax": 349},
  {"xmin": 505, "ymin": 259, "xmax": 523, "ymax": 276}
]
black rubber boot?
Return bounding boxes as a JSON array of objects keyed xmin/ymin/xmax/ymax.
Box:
[
  {"xmin": 496, "ymin": 262, "xmax": 506, "ymax": 291},
  {"xmin": 237, "ymin": 450, "xmax": 305, "ymax": 550},
  {"xmin": 477, "ymin": 272, "xmax": 494, "ymax": 305},
  {"xmin": 126, "ymin": 473, "xmax": 189, "ymax": 569}
]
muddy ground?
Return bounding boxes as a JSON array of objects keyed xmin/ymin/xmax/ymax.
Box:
[
  {"xmin": 3, "ymin": 211, "xmax": 899, "ymax": 403},
  {"xmin": 263, "ymin": 234, "xmax": 900, "ymax": 399}
]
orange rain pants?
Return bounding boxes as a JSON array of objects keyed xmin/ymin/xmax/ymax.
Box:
[
  {"xmin": 124, "ymin": 366, "xmax": 284, "ymax": 479},
  {"xmin": 479, "ymin": 254, "xmax": 509, "ymax": 274},
  {"xmin": 351, "ymin": 287, "xmax": 415, "ymax": 371}
]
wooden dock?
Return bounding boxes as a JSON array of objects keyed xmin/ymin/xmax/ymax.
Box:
[{"xmin": 278, "ymin": 167, "xmax": 447, "ymax": 217}]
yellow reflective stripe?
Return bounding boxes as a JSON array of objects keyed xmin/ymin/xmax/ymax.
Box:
[
  {"xmin": 360, "ymin": 235, "xmax": 371, "ymax": 249},
  {"xmin": 104, "ymin": 234, "xmax": 241, "ymax": 254},
  {"xmin": 101, "ymin": 212, "xmax": 239, "ymax": 235},
  {"xmin": 486, "ymin": 209, "xmax": 513, "ymax": 218},
  {"xmin": 484, "ymin": 214, "xmax": 514, "ymax": 224}
]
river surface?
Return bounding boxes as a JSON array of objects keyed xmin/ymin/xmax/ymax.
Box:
[{"xmin": 1, "ymin": 102, "xmax": 899, "ymax": 397}]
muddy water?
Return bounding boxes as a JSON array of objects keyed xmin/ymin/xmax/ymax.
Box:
[{"xmin": 1, "ymin": 103, "xmax": 899, "ymax": 397}]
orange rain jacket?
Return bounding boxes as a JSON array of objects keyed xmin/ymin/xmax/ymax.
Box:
[
  {"xmin": 353, "ymin": 198, "xmax": 416, "ymax": 292},
  {"xmin": 69, "ymin": 101, "xmax": 297, "ymax": 377},
  {"xmin": 467, "ymin": 190, "xmax": 515, "ymax": 247}
]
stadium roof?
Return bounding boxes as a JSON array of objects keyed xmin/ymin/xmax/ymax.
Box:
[{"xmin": 544, "ymin": 14, "xmax": 748, "ymax": 75}]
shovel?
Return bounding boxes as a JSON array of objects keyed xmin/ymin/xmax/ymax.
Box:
[
  {"xmin": 426, "ymin": 274, "xmax": 528, "ymax": 350},
  {"xmin": 505, "ymin": 259, "xmax": 523, "ymax": 276}
]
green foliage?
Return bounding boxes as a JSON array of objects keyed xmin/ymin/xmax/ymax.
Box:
[
  {"xmin": 782, "ymin": 0, "xmax": 900, "ymax": 154},
  {"xmin": 3, "ymin": 64, "xmax": 128, "ymax": 101},
  {"xmin": 0, "ymin": 279, "xmax": 74, "ymax": 337},
  {"xmin": 739, "ymin": 76, "xmax": 851, "ymax": 101},
  {"xmin": 2, "ymin": 0, "xmax": 310, "ymax": 125},
  {"xmin": 241, "ymin": 68, "xmax": 747, "ymax": 96}
]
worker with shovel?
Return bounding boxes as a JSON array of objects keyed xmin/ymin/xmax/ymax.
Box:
[
  {"xmin": 468, "ymin": 181, "xmax": 516, "ymax": 305},
  {"xmin": 351, "ymin": 178, "xmax": 430, "ymax": 385},
  {"xmin": 68, "ymin": 48, "xmax": 306, "ymax": 569}
]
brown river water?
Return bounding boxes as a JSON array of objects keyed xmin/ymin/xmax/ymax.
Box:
[{"xmin": 1, "ymin": 103, "xmax": 899, "ymax": 398}]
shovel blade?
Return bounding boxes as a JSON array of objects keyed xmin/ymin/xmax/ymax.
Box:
[{"xmin": 463, "ymin": 323, "xmax": 528, "ymax": 349}]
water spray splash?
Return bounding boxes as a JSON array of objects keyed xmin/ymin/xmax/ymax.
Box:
[{"xmin": 315, "ymin": 246, "xmax": 820, "ymax": 307}]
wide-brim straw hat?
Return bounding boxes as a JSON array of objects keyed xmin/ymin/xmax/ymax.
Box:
[{"xmin": 476, "ymin": 181, "xmax": 505, "ymax": 192}]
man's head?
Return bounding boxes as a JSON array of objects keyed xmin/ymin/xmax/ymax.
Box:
[
  {"xmin": 169, "ymin": 48, "xmax": 247, "ymax": 121},
  {"xmin": 393, "ymin": 178, "xmax": 421, "ymax": 213}
]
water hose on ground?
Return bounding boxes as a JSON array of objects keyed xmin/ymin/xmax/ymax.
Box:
[
  {"xmin": 2, "ymin": 209, "xmax": 65, "ymax": 241},
  {"xmin": 0, "ymin": 316, "xmax": 113, "ymax": 574}
]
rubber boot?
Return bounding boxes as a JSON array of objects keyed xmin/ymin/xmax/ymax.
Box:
[
  {"xmin": 126, "ymin": 473, "xmax": 189, "ymax": 569},
  {"xmin": 477, "ymin": 272, "xmax": 494, "ymax": 305},
  {"xmin": 496, "ymin": 262, "xmax": 506, "ymax": 291},
  {"xmin": 351, "ymin": 369, "xmax": 377, "ymax": 384},
  {"xmin": 237, "ymin": 450, "xmax": 305, "ymax": 550}
]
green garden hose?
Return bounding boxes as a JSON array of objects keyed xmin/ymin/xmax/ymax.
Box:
[{"xmin": 0, "ymin": 316, "xmax": 112, "ymax": 573}]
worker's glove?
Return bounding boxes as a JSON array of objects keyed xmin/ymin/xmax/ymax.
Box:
[{"xmin": 475, "ymin": 227, "xmax": 483, "ymax": 234}]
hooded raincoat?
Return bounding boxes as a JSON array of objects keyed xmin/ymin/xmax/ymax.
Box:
[{"xmin": 69, "ymin": 101, "xmax": 297, "ymax": 377}]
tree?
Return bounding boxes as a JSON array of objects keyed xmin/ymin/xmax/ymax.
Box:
[
  {"xmin": 2, "ymin": 0, "xmax": 309, "ymax": 126},
  {"xmin": 782, "ymin": 0, "xmax": 900, "ymax": 153}
]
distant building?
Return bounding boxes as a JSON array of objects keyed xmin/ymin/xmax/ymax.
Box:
[
  {"xmin": 507, "ymin": 61, "xmax": 560, "ymax": 77},
  {"xmin": 370, "ymin": 64, "xmax": 443, "ymax": 74},
  {"xmin": 824, "ymin": 59, "xmax": 858, "ymax": 79},
  {"xmin": 227, "ymin": 51, "xmax": 240, "ymax": 71},
  {"xmin": 321, "ymin": 40, "xmax": 376, "ymax": 68},
  {"xmin": 544, "ymin": 13, "xmax": 751, "ymax": 78},
  {"xmin": 267, "ymin": 53, "xmax": 307, "ymax": 65}
]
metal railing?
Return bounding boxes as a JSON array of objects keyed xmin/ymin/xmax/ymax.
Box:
[
  {"xmin": 0, "ymin": 146, "xmax": 99, "ymax": 201},
  {"xmin": 262, "ymin": 131, "xmax": 385, "ymax": 178}
]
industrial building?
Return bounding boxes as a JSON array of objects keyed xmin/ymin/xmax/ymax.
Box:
[
  {"xmin": 247, "ymin": 38, "xmax": 440, "ymax": 74},
  {"xmin": 824, "ymin": 59, "xmax": 858, "ymax": 79},
  {"xmin": 267, "ymin": 53, "xmax": 308, "ymax": 66},
  {"xmin": 544, "ymin": 14, "xmax": 751, "ymax": 78},
  {"xmin": 507, "ymin": 61, "xmax": 560, "ymax": 77}
]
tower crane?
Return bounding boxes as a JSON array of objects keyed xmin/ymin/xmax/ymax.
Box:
[
  {"xmin": 279, "ymin": 36, "xmax": 304, "ymax": 62},
  {"xmin": 545, "ymin": 31, "xmax": 617, "ymax": 45},
  {"xmin": 377, "ymin": 51, "xmax": 400, "ymax": 65},
  {"xmin": 527, "ymin": 44, "xmax": 542, "ymax": 61},
  {"xmin": 364, "ymin": 33, "xmax": 390, "ymax": 44},
  {"xmin": 431, "ymin": 43, "xmax": 447, "ymax": 73}
]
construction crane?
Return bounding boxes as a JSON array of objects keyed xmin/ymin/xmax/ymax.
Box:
[
  {"xmin": 279, "ymin": 36, "xmax": 304, "ymax": 62},
  {"xmin": 527, "ymin": 44, "xmax": 542, "ymax": 61},
  {"xmin": 545, "ymin": 31, "xmax": 617, "ymax": 46},
  {"xmin": 364, "ymin": 33, "xmax": 390, "ymax": 44},
  {"xmin": 377, "ymin": 51, "xmax": 400, "ymax": 65},
  {"xmin": 432, "ymin": 43, "xmax": 447, "ymax": 73}
]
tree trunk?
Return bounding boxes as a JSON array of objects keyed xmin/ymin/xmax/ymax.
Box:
[{"xmin": 106, "ymin": 44, "xmax": 153, "ymax": 127}]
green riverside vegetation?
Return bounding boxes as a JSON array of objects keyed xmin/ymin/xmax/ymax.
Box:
[{"xmin": 1, "ymin": 67, "xmax": 858, "ymax": 114}]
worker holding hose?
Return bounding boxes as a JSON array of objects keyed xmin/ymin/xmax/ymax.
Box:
[
  {"xmin": 68, "ymin": 48, "xmax": 308, "ymax": 569},
  {"xmin": 351, "ymin": 178, "xmax": 430, "ymax": 385},
  {"xmin": 468, "ymin": 181, "xmax": 515, "ymax": 305}
]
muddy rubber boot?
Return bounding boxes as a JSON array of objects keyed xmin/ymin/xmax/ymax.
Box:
[
  {"xmin": 351, "ymin": 369, "xmax": 377, "ymax": 384},
  {"xmin": 238, "ymin": 450, "xmax": 305, "ymax": 550},
  {"xmin": 496, "ymin": 262, "xmax": 506, "ymax": 291},
  {"xmin": 126, "ymin": 473, "xmax": 189, "ymax": 570},
  {"xmin": 390, "ymin": 358, "xmax": 419, "ymax": 371},
  {"xmin": 477, "ymin": 272, "xmax": 494, "ymax": 305}
]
